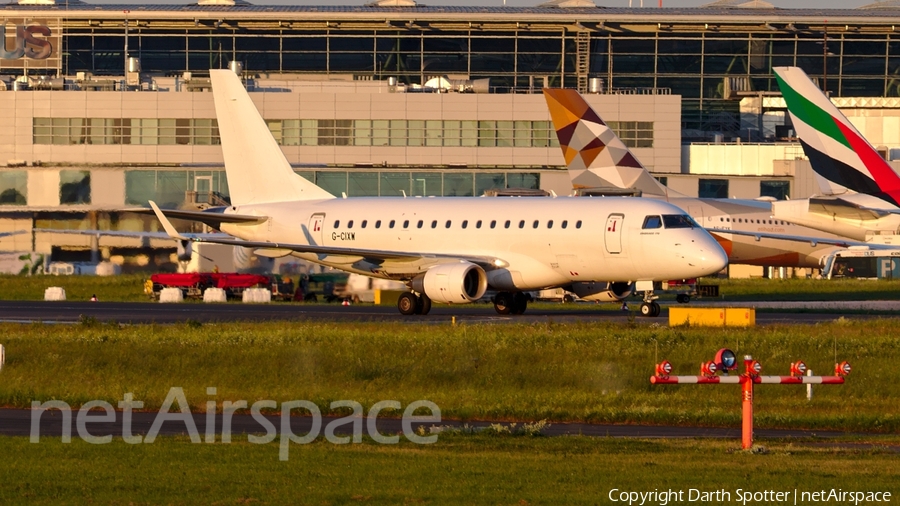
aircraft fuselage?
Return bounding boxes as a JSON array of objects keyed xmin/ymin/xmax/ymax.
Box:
[{"xmin": 220, "ymin": 196, "xmax": 727, "ymax": 290}]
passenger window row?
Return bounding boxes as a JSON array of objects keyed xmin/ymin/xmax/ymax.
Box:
[
  {"xmin": 719, "ymin": 217, "xmax": 788, "ymax": 226},
  {"xmin": 331, "ymin": 219, "xmax": 584, "ymax": 230}
]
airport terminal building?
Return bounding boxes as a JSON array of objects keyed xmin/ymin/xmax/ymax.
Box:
[{"xmin": 3, "ymin": 0, "xmax": 900, "ymax": 270}]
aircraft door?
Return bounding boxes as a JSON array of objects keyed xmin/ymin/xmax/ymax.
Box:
[
  {"xmin": 308, "ymin": 213, "xmax": 325, "ymax": 245},
  {"xmin": 605, "ymin": 214, "xmax": 623, "ymax": 254}
]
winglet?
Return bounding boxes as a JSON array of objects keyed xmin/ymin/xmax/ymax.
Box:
[{"xmin": 149, "ymin": 201, "xmax": 190, "ymax": 240}]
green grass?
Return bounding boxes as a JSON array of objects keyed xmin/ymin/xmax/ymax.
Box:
[
  {"xmin": 2, "ymin": 320, "xmax": 898, "ymax": 432},
  {"xmin": 0, "ymin": 274, "xmax": 151, "ymax": 302},
  {"xmin": 708, "ymin": 277, "xmax": 900, "ymax": 301},
  {"xmin": 1, "ymin": 435, "xmax": 898, "ymax": 505}
]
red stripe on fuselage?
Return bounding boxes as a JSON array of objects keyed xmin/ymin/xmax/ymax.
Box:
[{"xmin": 835, "ymin": 120, "xmax": 900, "ymax": 203}]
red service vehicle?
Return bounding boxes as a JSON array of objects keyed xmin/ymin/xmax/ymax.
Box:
[{"xmin": 148, "ymin": 272, "xmax": 270, "ymax": 300}]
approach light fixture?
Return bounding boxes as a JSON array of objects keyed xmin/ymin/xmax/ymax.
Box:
[
  {"xmin": 714, "ymin": 348, "xmax": 737, "ymax": 373},
  {"xmin": 836, "ymin": 361, "xmax": 852, "ymax": 377},
  {"xmin": 655, "ymin": 360, "xmax": 672, "ymax": 377},
  {"xmin": 700, "ymin": 361, "xmax": 717, "ymax": 377}
]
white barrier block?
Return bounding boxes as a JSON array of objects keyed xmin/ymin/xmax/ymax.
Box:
[
  {"xmin": 203, "ymin": 287, "xmax": 227, "ymax": 303},
  {"xmin": 159, "ymin": 287, "xmax": 184, "ymax": 303},
  {"xmin": 242, "ymin": 287, "xmax": 271, "ymax": 304},
  {"xmin": 44, "ymin": 287, "xmax": 66, "ymax": 301}
]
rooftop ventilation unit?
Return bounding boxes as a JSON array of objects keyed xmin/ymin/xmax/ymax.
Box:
[
  {"xmin": 538, "ymin": 0, "xmax": 598, "ymax": 7},
  {"xmin": 701, "ymin": 0, "xmax": 776, "ymax": 8},
  {"xmin": 367, "ymin": 0, "xmax": 418, "ymax": 7}
]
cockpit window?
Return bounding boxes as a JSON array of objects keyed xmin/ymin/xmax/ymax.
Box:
[
  {"xmin": 662, "ymin": 214, "xmax": 698, "ymax": 229},
  {"xmin": 642, "ymin": 215, "xmax": 662, "ymax": 229}
]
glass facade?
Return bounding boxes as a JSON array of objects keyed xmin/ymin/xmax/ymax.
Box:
[
  {"xmin": 122, "ymin": 169, "xmax": 539, "ymax": 205},
  {"xmin": 760, "ymin": 180, "xmax": 790, "ymax": 201},
  {"xmin": 37, "ymin": 118, "xmax": 644, "ymax": 149},
  {"xmin": 0, "ymin": 171, "xmax": 27, "ymax": 205},
  {"xmin": 15, "ymin": 9, "xmax": 897, "ymax": 129},
  {"xmin": 59, "ymin": 170, "xmax": 91, "ymax": 204},
  {"xmin": 698, "ymin": 178, "xmax": 728, "ymax": 199}
]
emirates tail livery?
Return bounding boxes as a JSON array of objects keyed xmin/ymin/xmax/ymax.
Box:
[
  {"xmin": 146, "ymin": 69, "xmax": 727, "ymax": 316},
  {"xmin": 771, "ymin": 66, "xmax": 900, "ymax": 243}
]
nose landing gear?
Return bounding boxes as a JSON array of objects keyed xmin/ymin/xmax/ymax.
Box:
[{"xmin": 639, "ymin": 290, "xmax": 661, "ymax": 317}]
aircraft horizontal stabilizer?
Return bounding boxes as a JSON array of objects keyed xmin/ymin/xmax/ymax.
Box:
[
  {"xmin": 127, "ymin": 205, "xmax": 267, "ymax": 230},
  {"xmin": 806, "ymin": 197, "xmax": 893, "ymax": 221}
]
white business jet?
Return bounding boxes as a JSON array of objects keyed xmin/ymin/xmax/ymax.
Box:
[{"xmin": 145, "ymin": 70, "xmax": 727, "ymax": 316}]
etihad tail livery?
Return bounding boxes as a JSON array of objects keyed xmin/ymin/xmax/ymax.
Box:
[
  {"xmin": 143, "ymin": 70, "xmax": 727, "ymax": 317},
  {"xmin": 543, "ymin": 87, "xmax": 861, "ymax": 270},
  {"xmin": 772, "ymin": 66, "xmax": 900, "ymax": 242}
]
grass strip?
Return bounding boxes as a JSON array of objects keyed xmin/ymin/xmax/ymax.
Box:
[
  {"xmin": 1, "ymin": 319, "xmax": 897, "ymax": 432},
  {"xmin": 1, "ymin": 435, "xmax": 898, "ymax": 505}
]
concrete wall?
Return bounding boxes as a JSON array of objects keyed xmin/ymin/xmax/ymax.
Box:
[{"xmin": 0, "ymin": 85, "xmax": 681, "ymax": 173}]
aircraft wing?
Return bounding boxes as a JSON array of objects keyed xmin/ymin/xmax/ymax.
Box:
[
  {"xmin": 708, "ymin": 228, "xmax": 900, "ymax": 250},
  {"xmin": 35, "ymin": 229, "xmax": 231, "ymax": 240},
  {"xmin": 147, "ymin": 201, "xmax": 508, "ymax": 270}
]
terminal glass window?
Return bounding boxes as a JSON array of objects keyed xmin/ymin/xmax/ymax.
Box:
[
  {"xmin": 60, "ymin": 170, "xmax": 91, "ymax": 205},
  {"xmin": 608, "ymin": 121, "xmax": 654, "ymax": 148},
  {"xmin": 0, "ymin": 171, "xmax": 27, "ymax": 205},
  {"xmin": 507, "ymin": 173, "xmax": 540, "ymax": 190},
  {"xmin": 760, "ymin": 180, "xmax": 790, "ymax": 200},
  {"xmin": 698, "ymin": 179, "xmax": 729, "ymax": 199},
  {"xmin": 317, "ymin": 172, "xmax": 348, "ymax": 197}
]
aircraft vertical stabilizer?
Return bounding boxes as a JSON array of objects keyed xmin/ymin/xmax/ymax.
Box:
[
  {"xmin": 210, "ymin": 70, "xmax": 334, "ymax": 205},
  {"xmin": 542, "ymin": 88, "xmax": 675, "ymax": 197},
  {"xmin": 774, "ymin": 66, "xmax": 900, "ymax": 207}
]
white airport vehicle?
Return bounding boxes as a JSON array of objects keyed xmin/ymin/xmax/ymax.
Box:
[{"xmin": 141, "ymin": 70, "xmax": 728, "ymax": 317}]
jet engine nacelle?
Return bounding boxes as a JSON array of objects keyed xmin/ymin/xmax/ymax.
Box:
[
  {"xmin": 570, "ymin": 281, "xmax": 634, "ymax": 302},
  {"xmin": 411, "ymin": 262, "xmax": 488, "ymax": 304}
]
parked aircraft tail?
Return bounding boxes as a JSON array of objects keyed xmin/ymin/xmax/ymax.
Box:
[
  {"xmin": 542, "ymin": 88, "xmax": 674, "ymax": 197},
  {"xmin": 210, "ymin": 70, "xmax": 334, "ymax": 205},
  {"xmin": 774, "ymin": 66, "xmax": 900, "ymax": 207}
]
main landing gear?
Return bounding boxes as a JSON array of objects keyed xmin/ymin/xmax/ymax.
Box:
[
  {"xmin": 639, "ymin": 290, "xmax": 661, "ymax": 317},
  {"xmin": 397, "ymin": 291, "xmax": 432, "ymax": 315},
  {"xmin": 493, "ymin": 291, "xmax": 528, "ymax": 315}
]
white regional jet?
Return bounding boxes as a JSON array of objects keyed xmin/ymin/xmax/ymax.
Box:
[{"xmin": 143, "ymin": 69, "xmax": 728, "ymax": 316}]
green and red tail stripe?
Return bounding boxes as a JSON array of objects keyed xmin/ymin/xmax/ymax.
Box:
[{"xmin": 774, "ymin": 66, "xmax": 900, "ymax": 207}]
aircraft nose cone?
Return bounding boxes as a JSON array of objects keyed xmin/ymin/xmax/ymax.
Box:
[{"xmin": 696, "ymin": 238, "xmax": 729, "ymax": 275}]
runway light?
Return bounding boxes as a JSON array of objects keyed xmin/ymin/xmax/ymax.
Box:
[
  {"xmin": 747, "ymin": 360, "xmax": 762, "ymax": 376},
  {"xmin": 836, "ymin": 361, "xmax": 852, "ymax": 377},
  {"xmin": 700, "ymin": 361, "xmax": 717, "ymax": 377},
  {"xmin": 656, "ymin": 360, "xmax": 672, "ymax": 377},
  {"xmin": 790, "ymin": 361, "xmax": 807, "ymax": 377},
  {"xmin": 714, "ymin": 348, "xmax": 737, "ymax": 373}
]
